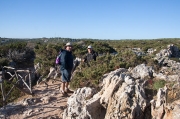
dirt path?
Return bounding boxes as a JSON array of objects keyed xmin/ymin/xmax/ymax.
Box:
[{"xmin": 1, "ymin": 79, "xmax": 72, "ymax": 119}]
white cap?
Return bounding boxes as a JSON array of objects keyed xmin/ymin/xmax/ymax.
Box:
[
  {"xmin": 87, "ymin": 45, "xmax": 92, "ymax": 49},
  {"xmin": 66, "ymin": 42, "xmax": 72, "ymax": 46}
]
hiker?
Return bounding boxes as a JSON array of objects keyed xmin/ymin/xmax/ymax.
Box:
[
  {"xmin": 60, "ymin": 42, "xmax": 74, "ymax": 95},
  {"xmin": 83, "ymin": 45, "xmax": 98, "ymax": 66}
]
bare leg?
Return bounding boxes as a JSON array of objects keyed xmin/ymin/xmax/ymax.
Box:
[
  {"xmin": 65, "ymin": 82, "xmax": 73, "ymax": 93},
  {"xmin": 61, "ymin": 82, "xmax": 65, "ymax": 92},
  {"xmin": 65, "ymin": 82, "xmax": 69, "ymax": 89}
]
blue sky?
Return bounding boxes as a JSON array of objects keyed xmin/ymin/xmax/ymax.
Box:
[{"xmin": 0, "ymin": 0, "xmax": 180, "ymax": 40}]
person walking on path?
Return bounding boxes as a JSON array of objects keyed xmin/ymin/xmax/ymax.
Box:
[{"xmin": 60, "ymin": 42, "xmax": 74, "ymax": 95}]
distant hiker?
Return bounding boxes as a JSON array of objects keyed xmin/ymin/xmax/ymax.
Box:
[
  {"xmin": 83, "ymin": 45, "xmax": 98, "ymax": 66},
  {"xmin": 60, "ymin": 42, "xmax": 74, "ymax": 95}
]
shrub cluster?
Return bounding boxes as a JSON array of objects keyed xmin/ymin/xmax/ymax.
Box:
[{"xmin": 1, "ymin": 38, "xmax": 180, "ymax": 106}]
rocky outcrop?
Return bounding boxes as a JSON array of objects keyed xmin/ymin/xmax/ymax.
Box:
[
  {"xmin": 155, "ymin": 44, "xmax": 180, "ymax": 67},
  {"xmin": 129, "ymin": 63, "xmax": 153, "ymax": 79},
  {"xmin": 63, "ymin": 66, "xmax": 152, "ymax": 119},
  {"xmin": 63, "ymin": 87, "xmax": 101, "ymax": 119},
  {"xmin": 63, "ymin": 63, "xmax": 180, "ymax": 119},
  {"xmin": 150, "ymin": 86, "xmax": 180, "ymax": 119},
  {"xmin": 155, "ymin": 44, "xmax": 180, "ymax": 58}
]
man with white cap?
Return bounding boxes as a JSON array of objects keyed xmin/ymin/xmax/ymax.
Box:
[
  {"xmin": 60, "ymin": 42, "xmax": 74, "ymax": 95},
  {"xmin": 83, "ymin": 45, "xmax": 98, "ymax": 65}
]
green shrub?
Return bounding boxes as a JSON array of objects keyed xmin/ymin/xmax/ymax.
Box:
[
  {"xmin": 153, "ymin": 80, "xmax": 166, "ymax": 90},
  {"xmin": 0, "ymin": 58, "xmax": 9, "ymax": 66},
  {"xmin": 0, "ymin": 80, "xmax": 23, "ymax": 107},
  {"xmin": 2, "ymin": 38, "xmax": 180, "ymax": 106}
]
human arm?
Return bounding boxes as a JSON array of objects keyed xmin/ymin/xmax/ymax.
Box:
[{"xmin": 83, "ymin": 54, "xmax": 87, "ymax": 62}]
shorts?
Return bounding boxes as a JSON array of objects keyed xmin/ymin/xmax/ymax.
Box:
[{"xmin": 61, "ymin": 69, "xmax": 72, "ymax": 82}]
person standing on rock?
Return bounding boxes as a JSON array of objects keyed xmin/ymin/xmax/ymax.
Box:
[{"xmin": 60, "ymin": 42, "xmax": 74, "ymax": 95}]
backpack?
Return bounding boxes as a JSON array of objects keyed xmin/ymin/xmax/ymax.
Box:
[{"xmin": 55, "ymin": 49, "xmax": 63, "ymax": 65}]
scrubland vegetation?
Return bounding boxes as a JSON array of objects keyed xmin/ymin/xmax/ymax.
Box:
[{"xmin": 1, "ymin": 38, "xmax": 180, "ymax": 107}]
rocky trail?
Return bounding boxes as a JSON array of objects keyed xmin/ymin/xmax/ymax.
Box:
[{"xmin": 0, "ymin": 79, "xmax": 73, "ymax": 119}]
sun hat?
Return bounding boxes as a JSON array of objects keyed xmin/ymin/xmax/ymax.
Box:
[
  {"xmin": 66, "ymin": 42, "xmax": 72, "ymax": 46},
  {"xmin": 87, "ymin": 45, "xmax": 92, "ymax": 49}
]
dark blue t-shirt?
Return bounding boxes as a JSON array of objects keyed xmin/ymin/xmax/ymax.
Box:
[{"xmin": 60, "ymin": 50, "xmax": 73, "ymax": 71}]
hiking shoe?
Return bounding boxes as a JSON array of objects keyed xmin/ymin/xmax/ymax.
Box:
[
  {"xmin": 60, "ymin": 90, "xmax": 66, "ymax": 95},
  {"xmin": 65, "ymin": 88, "xmax": 74, "ymax": 93}
]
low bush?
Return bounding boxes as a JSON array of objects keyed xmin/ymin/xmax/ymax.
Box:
[{"xmin": 153, "ymin": 79, "xmax": 166, "ymax": 90}]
